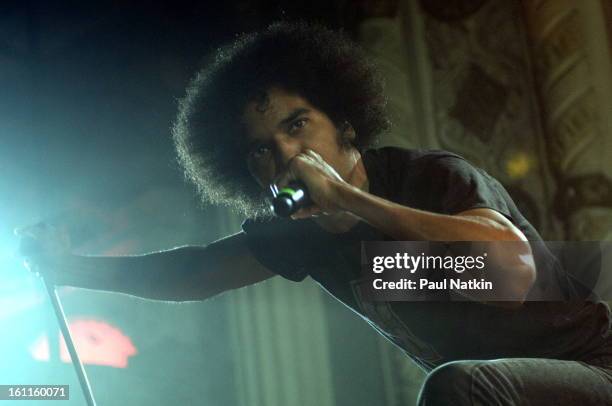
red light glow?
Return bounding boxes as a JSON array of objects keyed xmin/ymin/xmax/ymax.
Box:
[{"xmin": 30, "ymin": 318, "xmax": 137, "ymax": 368}]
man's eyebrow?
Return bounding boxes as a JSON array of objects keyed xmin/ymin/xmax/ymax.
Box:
[{"xmin": 278, "ymin": 108, "xmax": 310, "ymax": 127}]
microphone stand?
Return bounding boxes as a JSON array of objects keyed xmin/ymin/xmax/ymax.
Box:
[{"xmin": 42, "ymin": 275, "xmax": 97, "ymax": 406}]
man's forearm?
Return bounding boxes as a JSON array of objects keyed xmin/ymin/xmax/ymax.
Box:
[
  {"xmin": 333, "ymin": 182, "xmax": 536, "ymax": 301},
  {"xmin": 54, "ymin": 246, "xmax": 215, "ymax": 301},
  {"xmin": 333, "ymin": 182, "xmax": 515, "ymax": 241}
]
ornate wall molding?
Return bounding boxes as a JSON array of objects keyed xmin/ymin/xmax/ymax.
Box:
[
  {"xmin": 602, "ymin": 0, "xmax": 612, "ymax": 54},
  {"xmin": 419, "ymin": 0, "xmax": 555, "ymax": 235},
  {"xmin": 523, "ymin": 0, "xmax": 612, "ymax": 240},
  {"xmin": 555, "ymin": 173, "xmax": 612, "ymax": 218},
  {"xmin": 419, "ymin": 0, "xmax": 488, "ymax": 22}
]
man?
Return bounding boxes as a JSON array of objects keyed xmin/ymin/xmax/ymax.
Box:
[{"xmin": 19, "ymin": 22, "xmax": 612, "ymax": 404}]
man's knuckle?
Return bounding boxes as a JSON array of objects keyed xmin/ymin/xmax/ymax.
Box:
[{"xmin": 289, "ymin": 156, "xmax": 304, "ymax": 169}]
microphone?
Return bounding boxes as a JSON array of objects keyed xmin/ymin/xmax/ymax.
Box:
[{"xmin": 270, "ymin": 182, "xmax": 311, "ymax": 217}]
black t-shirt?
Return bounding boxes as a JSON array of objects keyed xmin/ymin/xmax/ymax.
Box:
[{"xmin": 242, "ymin": 147, "xmax": 612, "ymax": 371}]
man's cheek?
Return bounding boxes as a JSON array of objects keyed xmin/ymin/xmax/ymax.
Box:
[
  {"xmin": 246, "ymin": 158, "xmax": 261, "ymax": 178},
  {"xmin": 248, "ymin": 163, "xmax": 274, "ymax": 189}
]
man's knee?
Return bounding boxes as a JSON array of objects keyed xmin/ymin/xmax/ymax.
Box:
[{"xmin": 418, "ymin": 361, "xmax": 479, "ymax": 406}]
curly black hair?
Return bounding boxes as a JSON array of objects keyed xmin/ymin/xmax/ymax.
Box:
[{"xmin": 172, "ymin": 21, "xmax": 390, "ymax": 218}]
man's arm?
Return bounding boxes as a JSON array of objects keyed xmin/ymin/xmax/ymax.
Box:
[
  {"xmin": 282, "ymin": 150, "xmax": 536, "ymax": 303},
  {"xmin": 21, "ymin": 230, "xmax": 276, "ymax": 302},
  {"xmin": 335, "ymin": 185, "xmax": 536, "ymax": 302}
]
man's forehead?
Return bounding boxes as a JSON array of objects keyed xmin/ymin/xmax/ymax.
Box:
[
  {"xmin": 244, "ymin": 95, "xmax": 277, "ymax": 119},
  {"xmin": 243, "ymin": 88, "xmax": 311, "ymax": 129}
]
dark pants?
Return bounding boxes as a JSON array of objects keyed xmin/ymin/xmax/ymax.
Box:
[{"xmin": 417, "ymin": 357, "xmax": 612, "ymax": 405}]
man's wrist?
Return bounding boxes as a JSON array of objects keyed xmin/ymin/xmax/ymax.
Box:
[
  {"xmin": 50, "ymin": 254, "xmax": 105, "ymax": 287},
  {"xmin": 331, "ymin": 179, "xmax": 364, "ymax": 213}
]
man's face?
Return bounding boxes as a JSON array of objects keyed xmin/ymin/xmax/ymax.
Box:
[{"xmin": 243, "ymin": 87, "xmax": 355, "ymax": 190}]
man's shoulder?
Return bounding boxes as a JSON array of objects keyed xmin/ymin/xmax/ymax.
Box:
[
  {"xmin": 363, "ymin": 146, "xmax": 465, "ymax": 165},
  {"xmin": 363, "ymin": 147, "xmax": 472, "ymax": 180}
]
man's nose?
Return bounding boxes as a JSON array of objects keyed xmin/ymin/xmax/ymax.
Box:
[{"xmin": 274, "ymin": 134, "xmax": 302, "ymax": 171}]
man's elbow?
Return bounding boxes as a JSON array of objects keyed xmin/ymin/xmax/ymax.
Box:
[
  {"xmin": 493, "ymin": 237, "xmax": 537, "ymax": 306},
  {"xmin": 513, "ymin": 261, "xmax": 536, "ymax": 301}
]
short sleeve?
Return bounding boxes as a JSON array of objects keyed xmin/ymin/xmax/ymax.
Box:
[
  {"xmin": 242, "ymin": 217, "xmax": 310, "ymax": 282},
  {"xmin": 426, "ymin": 156, "xmax": 512, "ymax": 220}
]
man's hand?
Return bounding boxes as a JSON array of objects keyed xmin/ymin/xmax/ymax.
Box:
[
  {"xmin": 274, "ymin": 149, "xmax": 350, "ymax": 219},
  {"xmin": 14, "ymin": 222, "xmax": 71, "ymax": 278}
]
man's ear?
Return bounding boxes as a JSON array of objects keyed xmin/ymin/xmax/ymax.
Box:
[{"xmin": 342, "ymin": 121, "xmax": 356, "ymax": 143}]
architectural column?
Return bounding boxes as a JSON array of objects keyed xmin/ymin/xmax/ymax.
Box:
[
  {"xmin": 355, "ymin": 0, "xmax": 439, "ymax": 149},
  {"xmin": 217, "ymin": 213, "xmax": 335, "ymax": 406},
  {"xmin": 415, "ymin": 0, "xmax": 556, "ymax": 237},
  {"xmin": 352, "ymin": 2, "xmax": 437, "ymax": 404},
  {"xmin": 522, "ymin": 0, "xmax": 612, "ymax": 241}
]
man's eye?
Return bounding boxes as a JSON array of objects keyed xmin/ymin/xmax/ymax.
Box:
[
  {"xmin": 289, "ymin": 118, "xmax": 308, "ymax": 133},
  {"xmin": 249, "ymin": 145, "xmax": 271, "ymax": 158}
]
